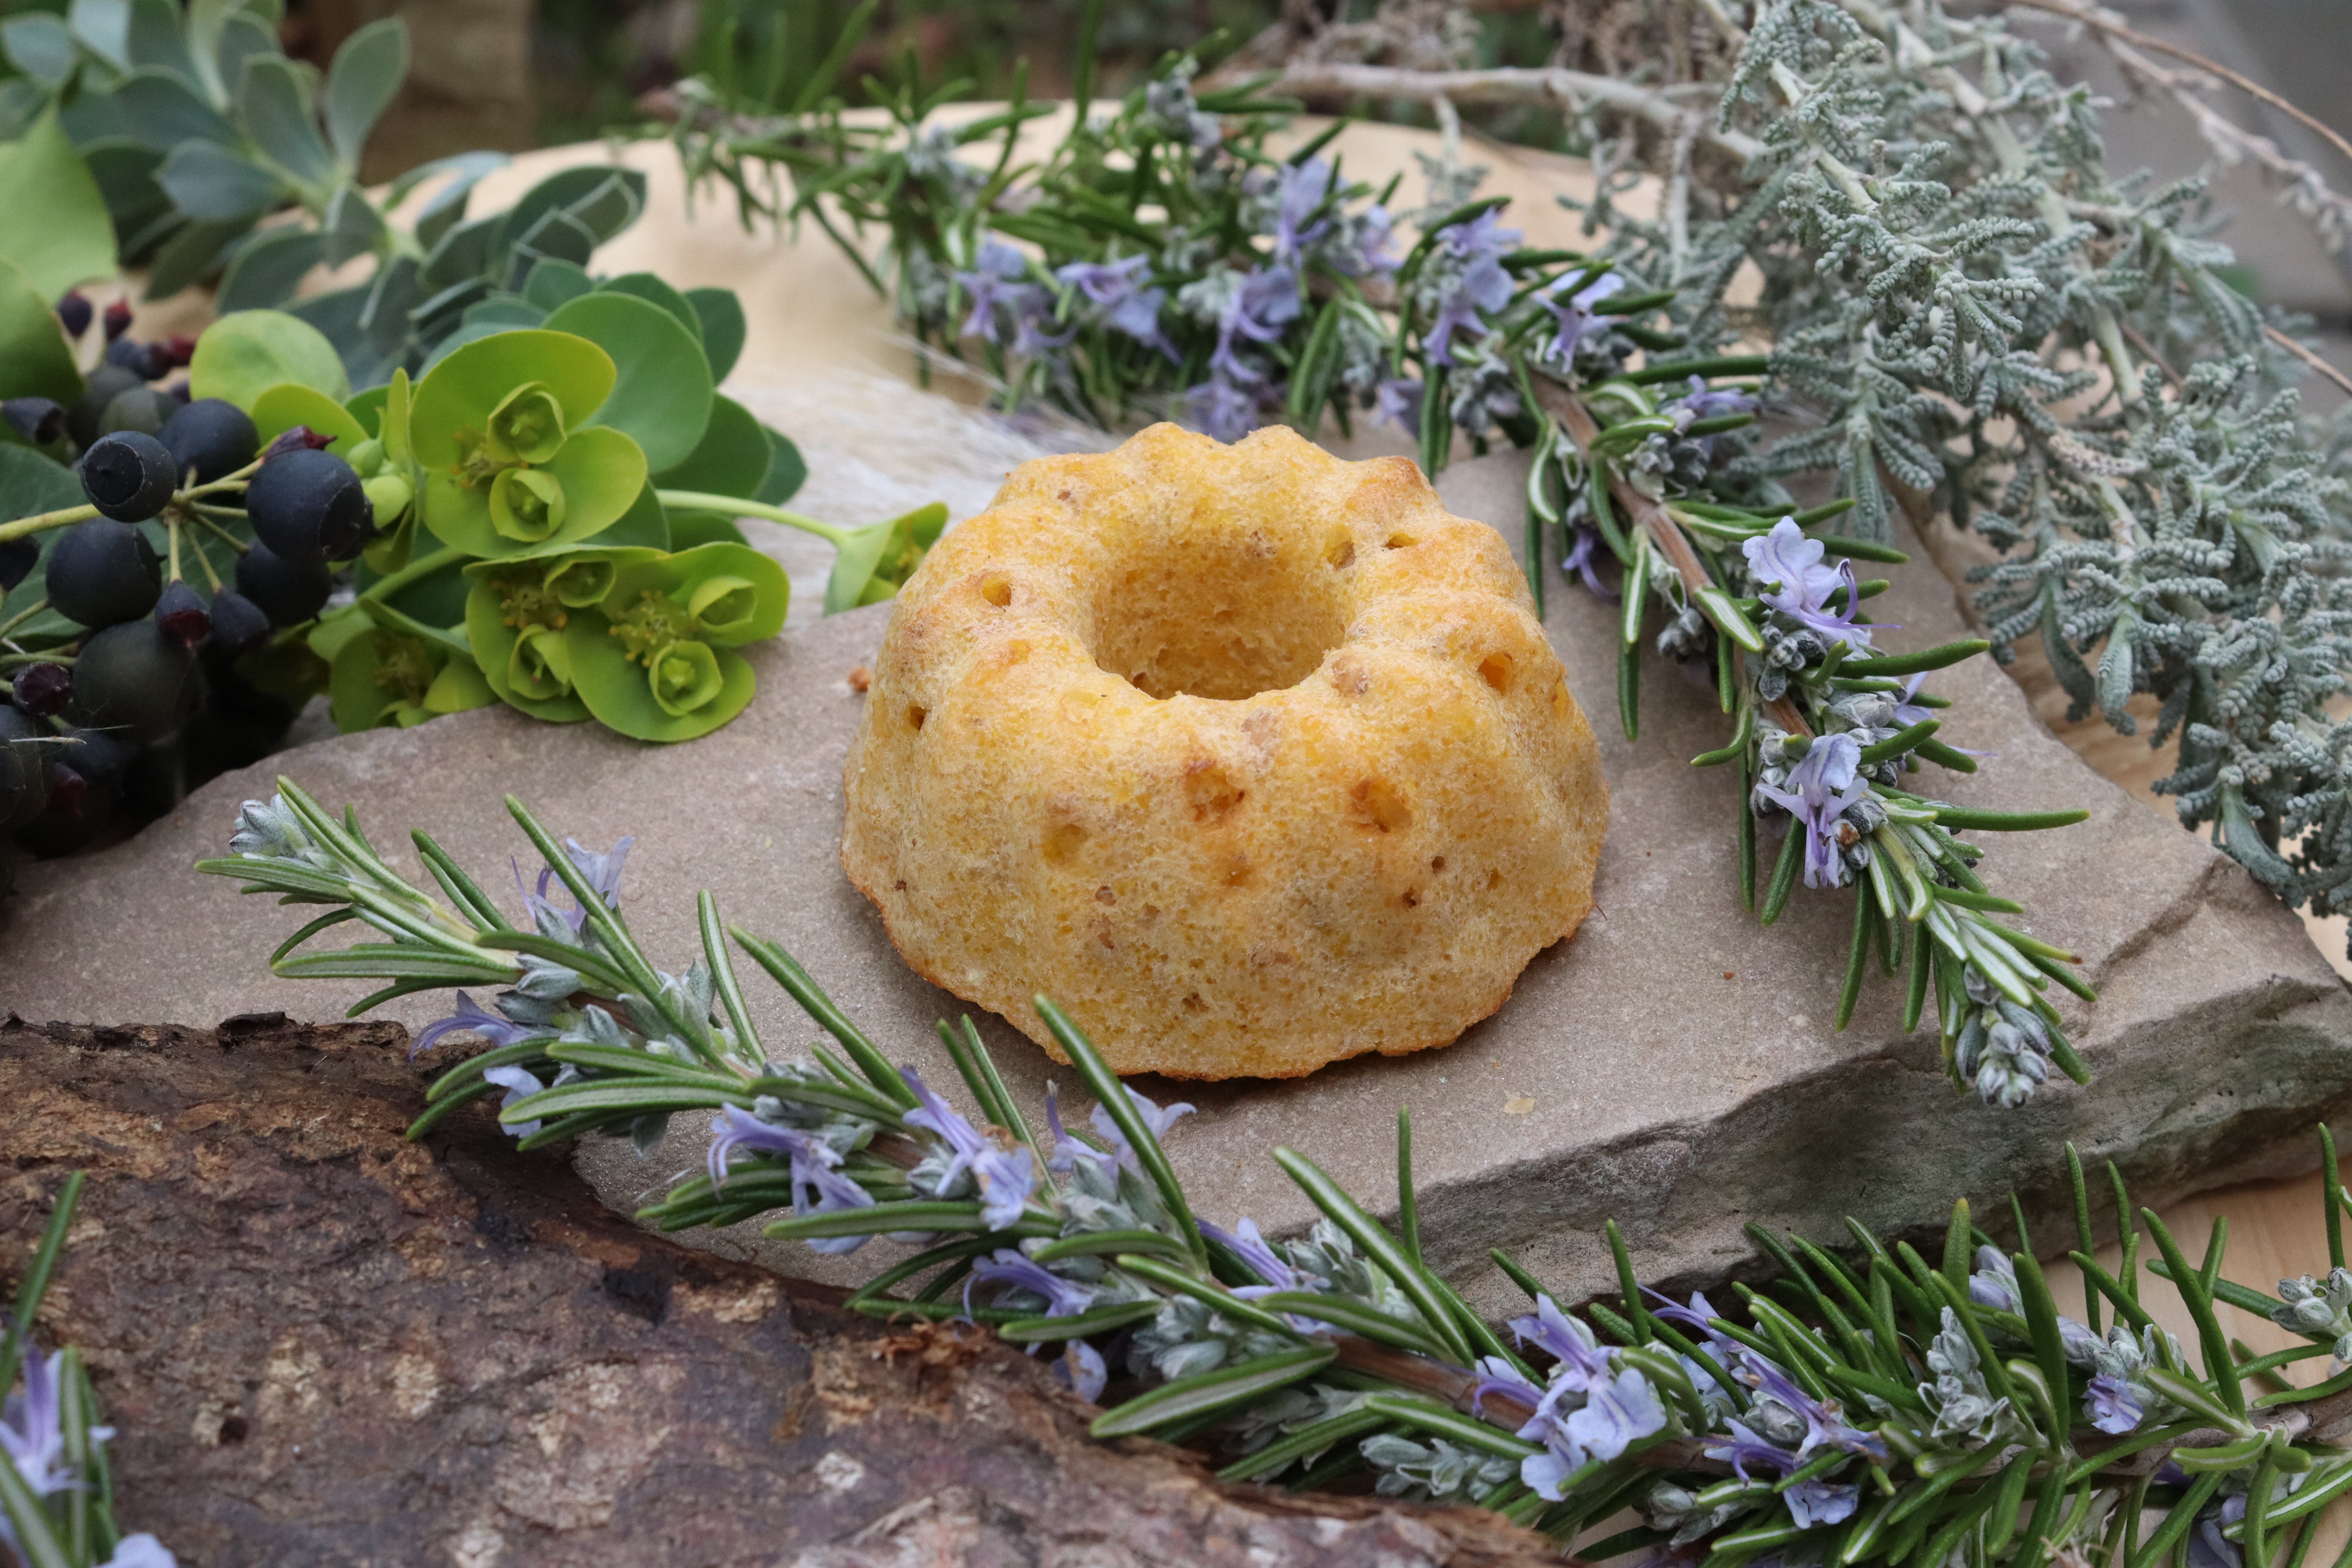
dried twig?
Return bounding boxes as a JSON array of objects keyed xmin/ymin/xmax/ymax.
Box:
[{"xmin": 1247, "ymin": 61, "xmax": 1765, "ymax": 163}]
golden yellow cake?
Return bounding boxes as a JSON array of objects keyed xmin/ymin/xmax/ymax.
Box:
[{"xmin": 839, "ymin": 423, "xmax": 1609, "ymax": 1079}]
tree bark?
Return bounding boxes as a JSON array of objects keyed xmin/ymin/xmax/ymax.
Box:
[{"xmin": 0, "ymin": 1015, "xmax": 1561, "ymax": 1568}]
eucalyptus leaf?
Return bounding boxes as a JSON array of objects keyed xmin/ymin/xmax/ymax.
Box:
[
  {"xmin": 215, "ymin": 224, "xmax": 324, "ymax": 311},
  {"xmin": 158, "ymin": 137, "xmax": 280, "ymax": 220},
  {"xmin": 543, "ymin": 290, "xmax": 712, "ymax": 471},
  {"xmin": 67, "ymin": 0, "xmax": 130, "ymax": 71},
  {"xmin": 111, "ymin": 67, "xmax": 240, "ymax": 151},
  {"xmin": 322, "ymin": 17, "xmax": 405, "ymax": 169},
  {"xmin": 191, "ymin": 308, "xmax": 349, "ymax": 407},
  {"xmin": 234, "ymin": 55, "xmax": 335, "ymax": 190},
  {"xmin": 0, "ymin": 110, "xmax": 118, "ymax": 297},
  {"xmin": 140, "ymin": 214, "xmax": 250, "ymax": 297},
  {"xmin": 522, "ymin": 258, "xmax": 594, "ymax": 312},
  {"xmin": 3, "ymin": 15, "xmax": 81, "ymax": 89},
  {"xmin": 122, "ymin": 0, "xmax": 198, "ymax": 85},
  {"xmin": 213, "ymin": 11, "xmax": 277, "ymax": 100},
  {"xmin": 319, "ymin": 182, "xmax": 387, "ymax": 268}
]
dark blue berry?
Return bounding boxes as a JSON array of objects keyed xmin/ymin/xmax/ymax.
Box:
[
  {"xmin": 46, "ymin": 518, "xmax": 161, "ymax": 628},
  {"xmin": 207, "ymin": 588, "xmax": 272, "ymax": 655},
  {"xmin": 70, "ymin": 619, "xmax": 201, "ymax": 746},
  {"xmin": 55, "ymin": 290, "xmax": 92, "ymax": 339},
  {"xmin": 154, "ymin": 579, "xmax": 211, "ymax": 648},
  {"xmin": 79, "ymin": 431, "xmax": 178, "ymax": 523},
  {"xmin": 3, "ymin": 397, "xmax": 65, "ymax": 445},
  {"xmin": 160, "ymin": 398, "xmax": 258, "ymax": 486},
  {"xmin": 234, "ymin": 540, "xmax": 331, "ymax": 626},
  {"xmin": 245, "ymin": 447, "xmax": 369, "ymax": 562}
]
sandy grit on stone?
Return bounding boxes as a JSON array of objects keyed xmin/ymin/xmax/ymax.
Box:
[{"xmin": 839, "ymin": 423, "xmax": 1610, "ymax": 1079}]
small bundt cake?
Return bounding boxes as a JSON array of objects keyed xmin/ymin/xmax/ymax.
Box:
[{"xmin": 839, "ymin": 423, "xmax": 1609, "ymax": 1079}]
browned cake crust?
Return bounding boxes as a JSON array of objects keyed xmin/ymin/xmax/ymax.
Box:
[{"xmin": 839, "ymin": 423, "xmax": 1610, "ymax": 1078}]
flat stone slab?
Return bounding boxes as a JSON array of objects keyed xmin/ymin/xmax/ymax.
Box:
[{"xmin": 7, "ymin": 448, "xmax": 2350, "ymax": 1313}]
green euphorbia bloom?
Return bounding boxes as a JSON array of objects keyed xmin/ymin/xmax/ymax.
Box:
[
  {"xmin": 462, "ymin": 546, "xmax": 664, "ymax": 723},
  {"xmin": 565, "ymin": 541, "xmax": 788, "ymax": 742},
  {"xmin": 328, "ymin": 625, "xmax": 495, "ymax": 731},
  {"xmin": 410, "ymin": 331, "xmax": 648, "ymax": 561}
]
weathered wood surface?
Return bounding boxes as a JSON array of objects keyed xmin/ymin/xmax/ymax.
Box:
[{"xmin": 0, "ymin": 1014, "xmax": 1560, "ymax": 1568}]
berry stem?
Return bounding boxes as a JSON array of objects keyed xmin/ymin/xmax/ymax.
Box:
[
  {"xmin": 174, "ymin": 455, "xmax": 267, "ymax": 504},
  {"xmin": 0, "ymin": 651, "xmax": 71, "ymax": 671},
  {"xmin": 186, "ymin": 511, "xmax": 250, "ymax": 557},
  {"xmin": 0, "ymin": 597, "xmax": 48, "ymax": 644},
  {"xmin": 0, "ymin": 502, "xmax": 98, "ymax": 543},
  {"xmin": 653, "ymin": 489, "xmax": 855, "ymax": 547},
  {"xmin": 165, "ymin": 515, "xmax": 183, "ymax": 585},
  {"xmin": 178, "ymin": 518, "xmax": 225, "ymax": 593}
]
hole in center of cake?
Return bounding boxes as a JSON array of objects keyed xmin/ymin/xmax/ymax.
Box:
[{"xmin": 1089, "ymin": 519, "xmax": 1350, "ymax": 700}]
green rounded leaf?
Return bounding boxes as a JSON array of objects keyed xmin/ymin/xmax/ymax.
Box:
[
  {"xmin": 542, "ymin": 290, "xmax": 711, "ymax": 472},
  {"xmin": 421, "ymin": 424, "xmax": 646, "ymax": 560},
  {"xmin": 685, "ymin": 287, "xmax": 746, "ymax": 382},
  {"xmin": 250, "ymin": 380, "xmax": 367, "ymax": 453},
  {"xmin": 650, "ymin": 393, "xmax": 768, "ymax": 499},
  {"xmin": 597, "ymin": 271, "xmax": 702, "ymax": 342},
  {"xmin": 0, "ymin": 254, "xmax": 82, "ymax": 405},
  {"xmin": 565, "ymin": 617, "xmax": 755, "ymax": 743},
  {"xmin": 191, "ymin": 309, "xmax": 349, "ymax": 409},
  {"xmin": 0, "ymin": 109, "xmax": 117, "ymax": 298},
  {"xmin": 407, "ymin": 328, "xmax": 614, "ymax": 469}
]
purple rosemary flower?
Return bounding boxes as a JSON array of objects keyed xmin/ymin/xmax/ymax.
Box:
[
  {"xmin": 482, "ymin": 1064, "xmax": 550, "ymax": 1137},
  {"xmin": 1272, "ymin": 159, "xmax": 1336, "ymax": 266},
  {"xmin": 1647, "ymin": 1288, "xmax": 1743, "ymax": 1357},
  {"xmin": 101, "ymin": 1536, "xmax": 179, "ymax": 1568},
  {"xmin": 564, "ymin": 835, "xmax": 633, "ymax": 908},
  {"xmin": 1090, "ymin": 1085, "xmax": 1195, "ymax": 1171},
  {"xmin": 1742, "ymin": 519, "xmax": 1881, "ymax": 649},
  {"xmin": 966, "ymin": 1247, "xmax": 1098, "ymax": 1320},
  {"xmin": 1786, "ymin": 1479, "xmax": 1861, "ymax": 1529},
  {"xmin": 1425, "ymin": 257, "xmax": 1512, "ymax": 366},
  {"xmin": 2059, "ymin": 1315, "xmax": 2103, "ymax": 1366},
  {"xmin": 704, "ymin": 1105, "xmax": 876, "ymax": 1253},
  {"xmin": 2086, "ymin": 1374, "xmax": 2144, "ymax": 1434},
  {"xmin": 1510, "ymin": 1294, "xmax": 1613, "ymax": 1385},
  {"xmin": 2, "ymin": 1345, "xmax": 77, "ymax": 1495},
  {"xmin": 1183, "ymin": 376, "xmax": 1267, "ymax": 442},
  {"xmin": 1044, "ymin": 1082, "xmax": 1113, "ymax": 1177},
  {"xmin": 902, "ymin": 1068, "xmax": 1037, "ymax": 1230},
  {"xmin": 1210, "ymin": 266, "xmax": 1302, "ymax": 385},
  {"xmin": 1055, "ymin": 255, "xmax": 1175, "ymax": 359},
  {"xmin": 1736, "ymin": 1346, "xmax": 1888, "ymax": 1461},
  {"xmin": 1054, "ymin": 1339, "xmax": 1108, "ymax": 1403},
  {"xmin": 955, "ymin": 238, "xmax": 1031, "ymax": 342},
  {"xmin": 1968, "ymin": 1246, "xmax": 2022, "ymax": 1313},
  {"xmin": 1755, "ymin": 733, "xmax": 1872, "ymax": 890},
  {"xmin": 1537, "ymin": 270, "xmax": 1625, "ymax": 363},
  {"xmin": 1469, "ymin": 1355, "xmax": 1546, "ymax": 1419},
  {"xmin": 1563, "ymin": 524, "xmax": 1616, "ymax": 602},
  {"xmin": 408, "ymin": 991, "xmax": 542, "ymax": 1063},
  {"xmin": 1677, "ymin": 375, "xmax": 1756, "ymax": 424},
  {"xmin": 1372, "ymin": 374, "xmax": 1423, "ymax": 432},
  {"xmin": 1201, "ymin": 1217, "xmax": 1303, "ymax": 1296},
  {"xmin": 1703, "ymin": 1418, "xmax": 1803, "ymax": 1481},
  {"xmin": 1519, "ymin": 1367, "xmax": 1667, "ymax": 1500},
  {"xmin": 2190, "ymin": 1494, "xmax": 2247, "ymax": 1568}
]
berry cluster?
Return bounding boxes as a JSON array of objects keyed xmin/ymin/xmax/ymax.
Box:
[{"xmin": 1, "ymin": 301, "xmax": 387, "ymax": 875}]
